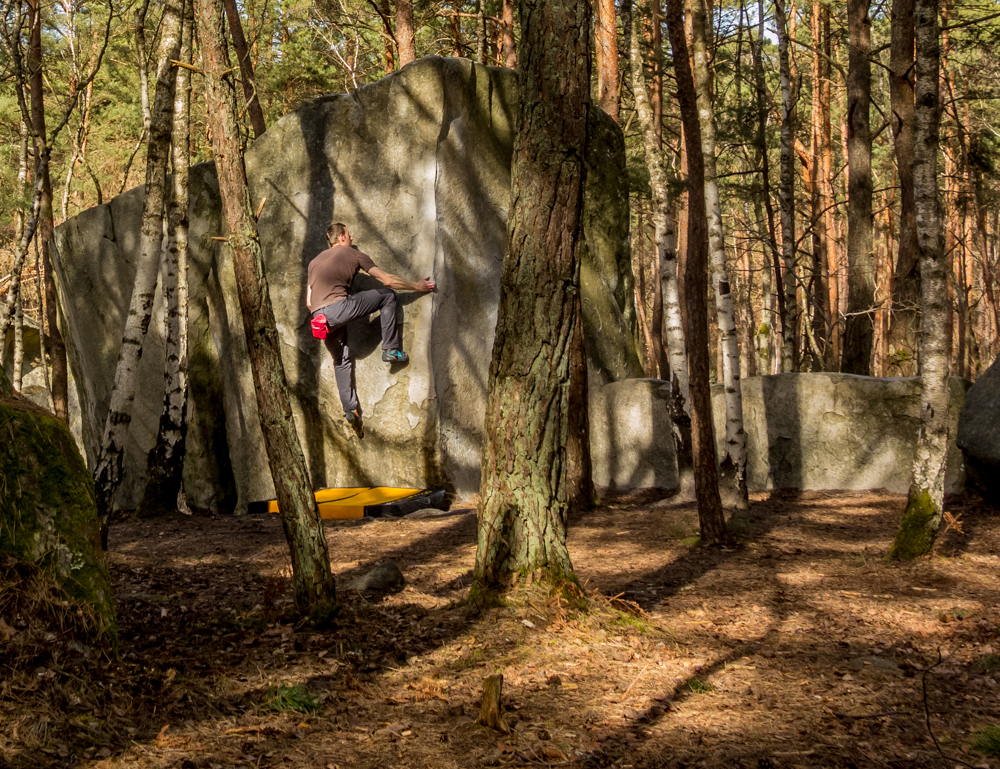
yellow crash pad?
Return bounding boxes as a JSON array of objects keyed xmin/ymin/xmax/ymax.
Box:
[{"xmin": 261, "ymin": 487, "xmax": 431, "ymax": 519}]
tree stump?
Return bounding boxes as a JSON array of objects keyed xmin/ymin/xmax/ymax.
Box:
[{"xmin": 477, "ymin": 674, "xmax": 510, "ymax": 733}]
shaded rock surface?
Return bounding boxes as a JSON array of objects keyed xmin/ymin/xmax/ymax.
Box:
[
  {"xmin": 957, "ymin": 355, "xmax": 1000, "ymax": 502},
  {"xmin": 52, "ymin": 57, "xmax": 641, "ymax": 511},
  {"xmin": 712, "ymin": 373, "xmax": 969, "ymax": 494},
  {"xmin": 0, "ymin": 394, "xmax": 116, "ymax": 641}
]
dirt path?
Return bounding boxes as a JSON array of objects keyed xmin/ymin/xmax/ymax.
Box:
[{"xmin": 2, "ymin": 491, "xmax": 999, "ymax": 768}]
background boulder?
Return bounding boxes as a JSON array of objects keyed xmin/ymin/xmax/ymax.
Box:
[
  {"xmin": 52, "ymin": 57, "xmax": 641, "ymax": 511},
  {"xmin": 713, "ymin": 374, "xmax": 969, "ymax": 494},
  {"xmin": 957, "ymin": 355, "xmax": 1000, "ymax": 503}
]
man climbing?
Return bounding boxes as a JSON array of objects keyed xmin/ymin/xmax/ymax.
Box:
[{"xmin": 306, "ymin": 223, "xmax": 436, "ymax": 436}]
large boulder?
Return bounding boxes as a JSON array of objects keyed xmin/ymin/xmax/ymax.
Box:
[
  {"xmin": 712, "ymin": 373, "xmax": 969, "ymax": 494},
  {"xmin": 957, "ymin": 356, "xmax": 1000, "ymax": 502},
  {"xmin": 52, "ymin": 57, "xmax": 642, "ymax": 511},
  {"xmin": 0, "ymin": 393, "xmax": 116, "ymax": 643}
]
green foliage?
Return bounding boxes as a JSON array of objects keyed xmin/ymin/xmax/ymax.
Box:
[
  {"xmin": 683, "ymin": 677, "xmax": 714, "ymax": 694},
  {"xmin": 265, "ymin": 684, "xmax": 320, "ymax": 713},
  {"xmin": 970, "ymin": 726, "xmax": 1000, "ymax": 759},
  {"xmin": 972, "ymin": 654, "xmax": 1000, "ymax": 674}
]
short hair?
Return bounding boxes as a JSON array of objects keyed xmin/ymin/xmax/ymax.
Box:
[{"xmin": 326, "ymin": 222, "xmax": 348, "ymax": 246}]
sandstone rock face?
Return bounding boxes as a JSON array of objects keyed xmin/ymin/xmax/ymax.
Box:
[
  {"xmin": 712, "ymin": 373, "xmax": 969, "ymax": 494},
  {"xmin": 0, "ymin": 395, "xmax": 116, "ymax": 641},
  {"xmin": 589, "ymin": 379, "xmax": 678, "ymax": 491},
  {"xmin": 52, "ymin": 57, "xmax": 641, "ymax": 510},
  {"xmin": 957, "ymin": 356, "xmax": 1000, "ymax": 502}
]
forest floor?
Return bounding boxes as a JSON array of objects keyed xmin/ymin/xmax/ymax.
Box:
[{"xmin": 2, "ymin": 489, "xmax": 1000, "ymax": 769}]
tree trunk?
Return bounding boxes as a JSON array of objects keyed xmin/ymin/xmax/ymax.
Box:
[
  {"xmin": 808, "ymin": 0, "xmax": 830, "ymax": 367},
  {"xmin": 502, "ymin": 0, "xmax": 516, "ymax": 67},
  {"xmin": 476, "ymin": 0, "xmax": 487, "ymax": 63},
  {"xmin": 625, "ymin": 0, "xmax": 693, "ymax": 487},
  {"xmin": 775, "ymin": 0, "xmax": 798, "ymax": 373},
  {"xmin": 473, "ymin": 0, "xmax": 589, "ymax": 592},
  {"xmin": 889, "ymin": 0, "xmax": 947, "ymax": 560},
  {"xmin": 888, "ymin": 0, "xmax": 919, "ymax": 374},
  {"xmin": 195, "ymin": 0, "xmax": 336, "ymax": 613},
  {"xmin": 842, "ymin": 0, "xmax": 874, "ymax": 374},
  {"xmin": 93, "ymin": 0, "xmax": 184, "ymax": 547},
  {"xmin": 689, "ymin": 0, "xmax": 747, "ymax": 508},
  {"xmin": 141, "ymin": 0, "xmax": 194, "ymax": 518},
  {"xmin": 665, "ymin": 0, "xmax": 731, "ymax": 546},
  {"xmin": 651, "ymin": 0, "xmax": 662, "ymax": 146},
  {"xmin": 595, "ymin": 0, "xmax": 619, "ymax": 122},
  {"xmin": 397, "ymin": 0, "xmax": 417, "ymax": 65},
  {"xmin": 223, "ymin": 0, "xmax": 267, "ymax": 139},
  {"xmin": 27, "ymin": 0, "xmax": 68, "ymax": 421}
]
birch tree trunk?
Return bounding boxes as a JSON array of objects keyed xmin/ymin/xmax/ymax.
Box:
[
  {"xmin": 473, "ymin": 0, "xmax": 589, "ymax": 592},
  {"xmin": 195, "ymin": 0, "xmax": 336, "ymax": 613},
  {"xmin": 889, "ymin": 0, "xmax": 948, "ymax": 560},
  {"xmin": 842, "ymin": 0, "xmax": 875, "ymax": 374},
  {"xmin": 775, "ymin": 0, "xmax": 798, "ymax": 373},
  {"xmin": 624, "ymin": 0, "xmax": 693, "ymax": 485},
  {"xmin": 397, "ymin": 0, "xmax": 417, "ymax": 65},
  {"xmin": 93, "ymin": 0, "xmax": 184, "ymax": 547},
  {"xmin": 665, "ymin": 0, "xmax": 732, "ymax": 546},
  {"xmin": 690, "ymin": 0, "xmax": 748, "ymax": 509},
  {"xmin": 141, "ymin": 0, "xmax": 194, "ymax": 518}
]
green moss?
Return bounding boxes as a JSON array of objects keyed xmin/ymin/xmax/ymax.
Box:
[
  {"xmin": 0, "ymin": 402, "xmax": 116, "ymax": 645},
  {"xmin": 970, "ymin": 726, "xmax": 1000, "ymax": 759},
  {"xmin": 888, "ymin": 489, "xmax": 940, "ymax": 560}
]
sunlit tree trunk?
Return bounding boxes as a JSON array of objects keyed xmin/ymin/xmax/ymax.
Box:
[
  {"xmin": 809, "ymin": 0, "xmax": 830, "ymax": 367},
  {"xmin": 889, "ymin": 0, "xmax": 948, "ymax": 560},
  {"xmin": 397, "ymin": 0, "xmax": 417, "ymax": 65},
  {"xmin": 502, "ymin": 0, "xmax": 516, "ymax": 67},
  {"xmin": 689, "ymin": 0, "xmax": 747, "ymax": 508},
  {"xmin": 595, "ymin": 0, "xmax": 619, "ymax": 121},
  {"xmin": 473, "ymin": 0, "xmax": 589, "ymax": 592},
  {"xmin": 665, "ymin": 0, "xmax": 731, "ymax": 545},
  {"xmin": 93, "ymin": 0, "xmax": 184, "ymax": 547},
  {"xmin": 775, "ymin": 0, "xmax": 797, "ymax": 372},
  {"xmin": 223, "ymin": 0, "xmax": 266, "ymax": 138},
  {"xmin": 196, "ymin": 0, "xmax": 336, "ymax": 612},
  {"xmin": 141, "ymin": 0, "xmax": 194, "ymax": 518}
]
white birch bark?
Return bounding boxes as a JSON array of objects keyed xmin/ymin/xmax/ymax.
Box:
[
  {"xmin": 890, "ymin": 0, "xmax": 948, "ymax": 559},
  {"xmin": 690, "ymin": 0, "xmax": 748, "ymax": 508},
  {"xmin": 775, "ymin": 0, "xmax": 798, "ymax": 373},
  {"xmin": 0, "ymin": 159, "xmax": 46, "ymax": 342},
  {"xmin": 626, "ymin": 3, "xmax": 689, "ymax": 413},
  {"xmin": 12, "ymin": 295, "xmax": 24, "ymax": 392},
  {"xmin": 93, "ymin": 0, "xmax": 183, "ymax": 546}
]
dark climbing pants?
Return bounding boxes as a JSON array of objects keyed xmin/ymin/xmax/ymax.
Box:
[{"xmin": 313, "ymin": 288, "xmax": 402, "ymax": 413}]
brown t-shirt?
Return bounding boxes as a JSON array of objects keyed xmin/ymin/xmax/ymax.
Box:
[{"xmin": 308, "ymin": 245, "xmax": 377, "ymax": 309}]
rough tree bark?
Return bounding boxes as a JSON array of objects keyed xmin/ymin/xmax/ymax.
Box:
[
  {"xmin": 842, "ymin": 0, "xmax": 875, "ymax": 374},
  {"xmin": 775, "ymin": 0, "xmax": 798, "ymax": 373},
  {"xmin": 27, "ymin": 0, "xmax": 69, "ymax": 421},
  {"xmin": 624, "ymin": 0, "xmax": 693, "ymax": 486},
  {"xmin": 140, "ymin": 0, "xmax": 194, "ymax": 518},
  {"xmin": 808, "ymin": 0, "xmax": 830, "ymax": 367},
  {"xmin": 223, "ymin": 0, "xmax": 267, "ymax": 138},
  {"xmin": 689, "ymin": 0, "xmax": 748, "ymax": 508},
  {"xmin": 502, "ymin": 0, "xmax": 516, "ymax": 67},
  {"xmin": 889, "ymin": 0, "xmax": 948, "ymax": 560},
  {"xmin": 595, "ymin": 0, "xmax": 619, "ymax": 122},
  {"xmin": 195, "ymin": 0, "xmax": 336, "ymax": 612},
  {"xmin": 665, "ymin": 0, "xmax": 732, "ymax": 545},
  {"xmin": 397, "ymin": 0, "xmax": 417, "ymax": 65},
  {"xmin": 93, "ymin": 0, "xmax": 184, "ymax": 547},
  {"xmin": 473, "ymin": 0, "xmax": 589, "ymax": 592},
  {"xmin": 888, "ymin": 0, "xmax": 919, "ymax": 374}
]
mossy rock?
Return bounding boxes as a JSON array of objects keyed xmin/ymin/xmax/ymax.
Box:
[{"xmin": 0, "ymin": 396, "xmax": 116, "ymax": 644}]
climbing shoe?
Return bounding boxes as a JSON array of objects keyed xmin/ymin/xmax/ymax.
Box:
[
  {"xmin": 382, "ymin": 349, "xmax": 409, "ymax": 364},
  {"xmin": 345, "ymin": 408, "xmax": 364, "ymax": 439}
]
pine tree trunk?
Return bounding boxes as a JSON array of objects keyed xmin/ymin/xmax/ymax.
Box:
[
  {"xmin": 502, "ymin": 0, "xmax": 516, "ymax": 67},
  {"xmin": 888, "ymin": 0, "xmax": 919, "ymax": 374},
  {"xmin": 476, "ymin": 0, "xmax": 487, "ymax": 63},
  {"xmin": 473, "ymin": 0, "xmax": 589, "ymax": 592},
  {"xmin": 141, "ymin": 0, "xmax": 194, "ymax": 518},
  {"xmin": 665, "ymin": 0, "xmax": 731, "ymax": 546},
  {"xmin": 625, "ymin": 0, "xmax": 693, "ymax": 485},
  {"xmin": 397, "ymin": 0, "xmax": 417, "ymax": 65},
  {"xmin": 889, "ymin": 0, "xmax": 947, "ymax": 560},
  {"xmin": 595, "ymin": 0, "xmax": 619, "ymax": 122},
  {"xmin": 93, "ymin": 0, "xmax": 183, "ymax": 546},
  {"xmin": 775, "ymin": 0, "xmax": 798, "ymax": 373},
  {"xmin": 808, "ymin": 0, "xmax": 830, "ymax": 367},
  {"xmin": 842, "ymin": 0, "xmax": 874, "ymax": 374},
  {"xmin": 27, "ymin": 0, "xmax": 68, "ymax": 421},
  {"xmin": 223, "ymin": 0, "xmax": 267, "ymax": 138},
  {"xmin": 195, "ymin": 0, "xmax": 336, "ymax": 612},
  {"xmin": 690, "ymin": 0, "xmax": 748, "ymax": 509}
]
